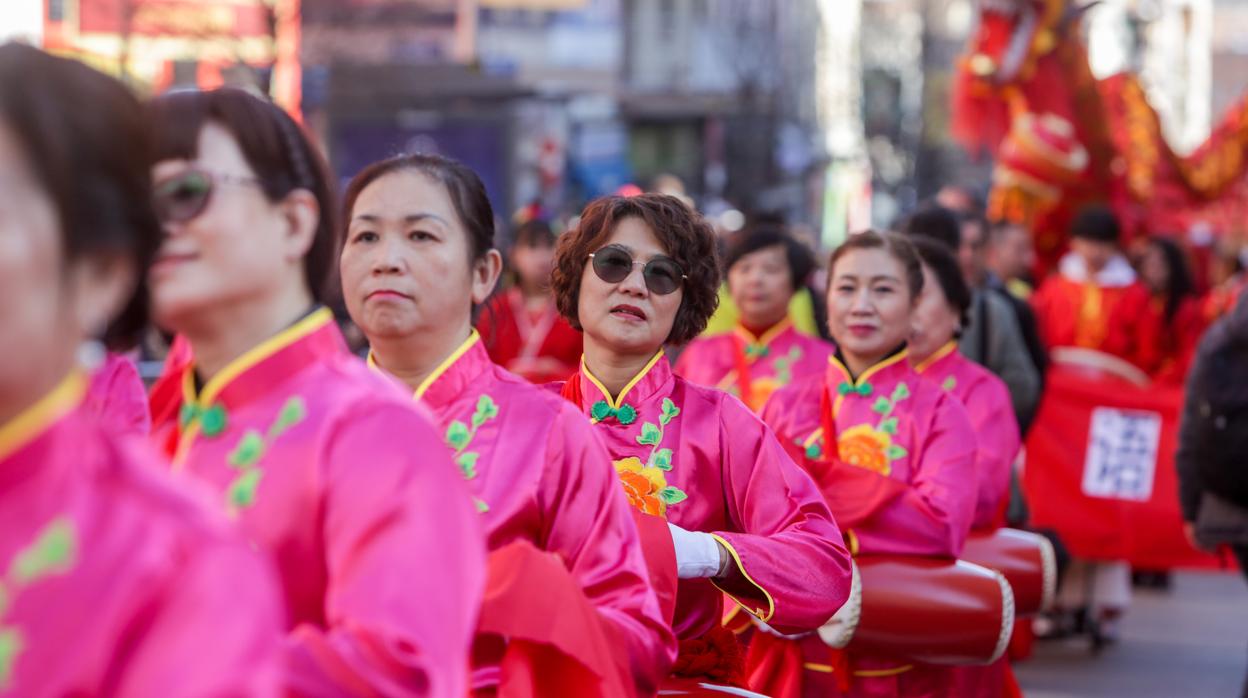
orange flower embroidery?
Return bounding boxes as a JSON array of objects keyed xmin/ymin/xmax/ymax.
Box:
[
  {"xmin": 614, "ymin": 456, "xmax": 681, "ymax": 517},
  {"xmin": 837, "ymin": 424, "xmax": 893, "ymax": 476}
]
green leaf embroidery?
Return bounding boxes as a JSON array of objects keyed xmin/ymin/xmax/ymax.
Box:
[
  {"xmin": 658, "ymin": 486, "xmax": 688, "ymax": 505},
  {"xmin": 269, "ymin": 397, "xmax": 307, "ymax": 439},
  {"xmin": 446, "ymin": 421, "xmax": 471, "ymax": 452},
  {"xmin": 227, "ymin": 431, "xmax": 266, "ymax": 469},
  {"xmin": 456, "ymin": 452, "xmax": 480, "ymax": 480},
  {"xmin": 871, "ymin": 397, "xmax": 892, "ymax": 415},
  {"xmin": 636, "ymin": 422, "xmax": 662, "ymax": 446},
  {"xmin": 11, "ymin": 518, "xmax": 76, "ymax": 585},
  {"xmin": 891, "ymin": 382, "xmax": 911, "ymax": 402},
  {"xmin": 941, "ymin": 376, "xmax": 958, "ymax": 392},
  {"xmin": 660, "ymin": 398, "xmax": 681, "ymax": 425},
  {"xmin": 0, "ymin": 626, "xmax": 24, "ymax": 689},
  {"xmin": 651, "ymin": 448, "xmax": 674, "ymax": 471},
  {"xmin": 473, "ymin": 395, "xmax": 499, "ymax": 427},
  {"xmin": 879, "ymin": 417, "xmax": 899, "ymax": 435},
  {"xmin": 199, "ymin": 404, "xmax": 228, "ymax": 437},
  {"xmin": 885, "ymin": 444, "xmax": 909, "ymax": 460},
  {"xmin": 227, "ymin": 469, "xmax": 264, "ymax": 509},
  {"xmin": 474, "ymin": 498, "xmax": 491, "ymax": 514}
]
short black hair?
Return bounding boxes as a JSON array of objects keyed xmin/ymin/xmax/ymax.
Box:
[
  {"xmin": 911, "ymin": 237, "xmax": 972, "ymax": 331},
  {"xmin": 1070, "ymin": 205, "xmax": 1120, "ymax": 244},
  {"xmin": 900, "ymin": 204, "xmax": 961, "ymax": 251},
  {"xmin": 724, "ymin": 226, "xmax": 816, "ymax": 292}
]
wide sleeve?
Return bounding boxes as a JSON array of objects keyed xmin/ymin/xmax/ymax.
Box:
[
  {"xmin": 115, "ymin": 536, "xmax": 285, "ymax": 698},
  {"xmin": 537, "ymin": 403, "xmax": 677, "ymax": 692},
  {"xmin": 285, "ymin": 401, "xmax": 486, "ymax": 698},
  {"xmin": 852, "ymin": 394, "xmax": 978, "ymax": 558},
  {"xmin": 964, "ymin": 376, "xmax": 1021, "ymax": 530},
  {"xmin": 711, "ymin": 396, "xmax": 852, "ymax": 635}
]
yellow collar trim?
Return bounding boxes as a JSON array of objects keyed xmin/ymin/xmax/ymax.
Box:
[
  {"xmin": 913, "ymin": 341, "xmax": 958, "ymax": 374},
  {"xmin": 581, "ymin": 350, "xmax": 665, "ymax": 409},
  {"xmin": 413, "ymin": 330, "xmax": 480, "ymax": 400},
  {"xmin": 185, "ymin": 307, "xmax": 334, "ymax": 408},
  {"xmin": 828, "ymin": 349, "xmax": 910, "ymax": 387},
  {"xmin": 734, "ymin": 318, "xmax": 792, "ymax": 349},
  {"xmin": 0, "ymin": 372, "xmax": 86, "ymax": 462}
]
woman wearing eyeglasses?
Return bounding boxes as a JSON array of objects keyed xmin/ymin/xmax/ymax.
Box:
[
  {"xmin": 338, "ymin": 153, "xmax": 674, "ymax": 695},
  {"xmin": 146, "ymin": 90, "xmax": 486, "ymax": 697},
  {"xmin": 0, "ymin": 45, "xmax": 284, "ymax": 696},
  {"xmin": 550, "ymin": 193, "xmax": 852, "ymax": 688},
  {"xmin": 759, "ymin": 231, "xmax": 977, "ymax": 697}
]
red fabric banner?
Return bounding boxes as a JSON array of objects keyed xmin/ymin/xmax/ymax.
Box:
[{"xmin": 1022, "ymin": 365, "xmax": 1223, "ymax": 569}]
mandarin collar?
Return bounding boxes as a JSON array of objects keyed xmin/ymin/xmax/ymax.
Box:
[
  {"xmin": 578, "ymin": 351, "xmax": 673, "ymax": 415},
  {"xmin": 370, "ymin": 330, "xmax": 492, "ymax": 410},
  {"xmin": 826, "ymin": 344, "xmax": 910, "ymax": 388}
]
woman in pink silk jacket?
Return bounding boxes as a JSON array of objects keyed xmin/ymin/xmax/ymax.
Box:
[
  {"xmin": 145, "ymin": 89, "xmax": 486, "ymax": 697},
  {"xmin": 760, "ymin": 231, "xmax": 978, "ymax": 697},
  {"xmin": 549, "ymin": 193, "xmax": 853, "ymax": 688},
  {"xmin": 0, "ymin": 44, "xmax": 285, "ymax": 697},
  {"xmin": 339, "ymin": 153, "xmax": 674, "ymax": 695}
]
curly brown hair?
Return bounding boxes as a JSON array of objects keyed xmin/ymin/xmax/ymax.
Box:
[{"xmin": 552, "ymin": 193, "xmax": 720, "ymax": 346}]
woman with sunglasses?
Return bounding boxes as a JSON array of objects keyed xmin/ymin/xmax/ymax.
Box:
[
  {"xmin": 146, "ymin": 90, "xmax": 485, "ymax": 697},
  {"xmin": 675, "ymin": 226, "xmax": 832, "ymax": 412},
  {"xmin": 550, "ymin": 193, "xmax": 851, "ymax": 687},
  {"xmin": 0, "ymin": 45, "xmax": 284, "ymax": 695},
  {"xmin": 338, "ymin": 153, "xmax": 673, "ymax": 695},
  {"xmin": 758, "ymin": 231, "xmax": 977, "ymax": 696}
]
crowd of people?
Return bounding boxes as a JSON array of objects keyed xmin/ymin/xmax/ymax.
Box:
[{"xmin": 3, "ymin": 42, "xmax": 1245, "ymax": 698}]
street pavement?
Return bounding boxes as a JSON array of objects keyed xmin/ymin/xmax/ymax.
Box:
[{"xmin": 1016, "ymin": 571, "xmax": 1248, "ymax": 697}]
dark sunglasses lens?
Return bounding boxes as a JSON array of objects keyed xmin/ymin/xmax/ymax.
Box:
[
  {"xmin": 644, "ymin": 259, "xmax": 682, "ymax": 295},
  {"xmin": 154, "ymin": 172, "xmax": 211, "ymax": 223},
  {"xmin": 592, "ymin": 247, "xmax": 633, "ymax": 283}
]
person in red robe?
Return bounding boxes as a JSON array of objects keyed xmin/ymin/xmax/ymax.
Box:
[
  {"xmin": 1104, "ymin": 237, "xmax": 1206, "ymax": 384},
  {"xmin": 1032, "ymin": 205, "xmax": 1144, "ymax": 352},
  {"xmin": 478, "ymin": 219, "xmax": 582, "ymax": 383}
]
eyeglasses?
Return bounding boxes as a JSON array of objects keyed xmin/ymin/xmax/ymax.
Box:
[
  {"xmin": 152, "ymin": 168, "xmax": 263, "ymax": 224},
  {"xmin": 588, "ymin": 244, "xmax": 687, "ymax": 296}
]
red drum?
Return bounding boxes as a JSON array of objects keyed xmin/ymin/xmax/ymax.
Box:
[
  {"xmin": 848, "ymin": 556, "xmax": 1014, "ymax": 666},
  {"xmin": 961, "ymin": 528, "xmax": 1057, "ymax": 616}
]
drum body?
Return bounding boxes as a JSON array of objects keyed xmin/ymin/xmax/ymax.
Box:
[
  {"xmin": 849, "ymin": 556, "xmax": 1014, "ymax": 666},
  {"xmin": 961, "ymin": 527, "xmax": 1057, "ymax": 616}
]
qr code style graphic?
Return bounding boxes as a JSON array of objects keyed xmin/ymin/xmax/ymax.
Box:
[{"xmin": 1081, "ymin": 407, "xmax": 1162, "ymax": 501}]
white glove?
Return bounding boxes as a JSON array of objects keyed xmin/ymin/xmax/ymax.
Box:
[{"xmin": 668, "ymin": 522, "xmax": 724, "ymax": 579}]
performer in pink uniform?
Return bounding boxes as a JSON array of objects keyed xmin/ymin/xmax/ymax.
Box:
[
  {"xmin": 676, "ymin": 227, "xmax": 833, "ymax": 412},
  {"xmin": 146, "ymin": 89, "xmax": 485, "ymax": 697},
  {"xmin": 909, "ymin": 238, "xmax": 1021, "ymax": 698},
  {"xmin": 0, "ymin": 44, "xmax": 283, "ymax": 697},
  {"xmin": 339, "ymin": 153, "xmax": 673, "ymax": 695},
  {"xmin": 760, "ymin": 231, "xmax": 977, "ymax": 696},
  {"xmin": 550, "ymin": 193, "xmax": 852, "ymax": 686}
]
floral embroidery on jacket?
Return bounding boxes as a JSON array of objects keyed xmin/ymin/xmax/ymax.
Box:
[
  {"xmin": 445, "ymin": 394, "xmax": 499, "ymax": 514},
  {"xmin": 224, "ymin": 396, "xmax": 307, "ymax": 513},
  {"xmin": 0, "ymin": 517, "xmax": 78, "ymax": 688},
  {"xmin": 836, "ymin": 382, "xmax": 911, "ymax": 476},
  {"xmin": 612, "ymin": 397, "xmax": 687, "ymax": 517}
]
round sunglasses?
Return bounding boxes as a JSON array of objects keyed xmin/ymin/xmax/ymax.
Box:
[
  {"xmin": 152, "ymin": 168, "xmax": 263, "ymax": 224},
  {"xmin": 588, "ymin": 245, "xmax": 687, "ymax": 296}
]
